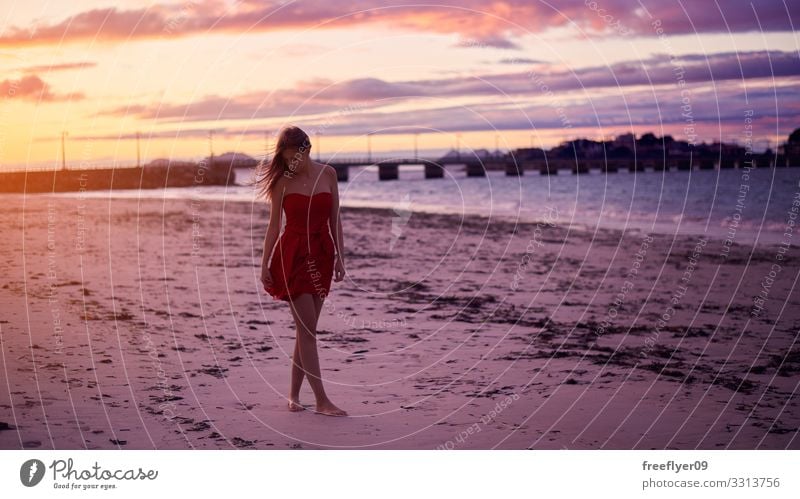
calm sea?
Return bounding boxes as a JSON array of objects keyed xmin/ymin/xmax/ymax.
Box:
[{"xmin": 46, "ymin": 164, "xmax": 800, "ymax": 246}]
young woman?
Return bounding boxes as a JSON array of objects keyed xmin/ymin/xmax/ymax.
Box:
[{"xmin": 254, "ymin": 125, "xmax": 347, "ymax": 417}]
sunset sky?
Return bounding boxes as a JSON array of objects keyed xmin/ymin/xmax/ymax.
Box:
[{"xmin": 1, "ymin": 0, "xmax": 798, "ymax": 170}]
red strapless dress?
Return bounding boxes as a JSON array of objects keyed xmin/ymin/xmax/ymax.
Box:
[{"xmin": 266, "ymin": 191, "xmax": 335, "ymax": 302}]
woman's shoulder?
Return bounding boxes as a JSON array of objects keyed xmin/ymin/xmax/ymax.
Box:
[
  {"xmin": 269, "ymin": 176, "xmax": 289, "ymax": 200},
  {"xmin": 314, "ymin": 161, "xmax": 336, "ymax": 177}
]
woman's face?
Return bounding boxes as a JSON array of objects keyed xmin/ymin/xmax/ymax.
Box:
[
  {"xmin": 281, "ymin": 147, "xmax": 306, "ymax": 166},
  {"xmin": 283, "ymin": 144, "xmax": 312, "ymax": 174},
  {"xmin": 281, "ymin": 147, "xmax": 298, "ymax": 164}
]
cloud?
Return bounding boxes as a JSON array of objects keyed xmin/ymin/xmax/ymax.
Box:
[
  {"xmin": 93, "ymin": 78, "xmax": 391, "ymax": 122},
  {"xmin": 70, "ymin": 78, "xmax": 798, "ymax": 151},
  {"xmin": 509, "ymin": 50, "xmax": 800, "ymax": 92},
  {"xmin": 15, "ymin": 61, "xmax": 96, "ymax": 74},
  {"xmin": 497, "ymin": 57, "xmax": 546, "ymax": 65},
  {"xmin": 0, "ymin": 74, "xmax": 84, "ymax": 102},
  {"xmin": 303, "ymin": 81, "xmax": 800, "ymax": 136},
  {"xmin": 93, "ymin": 50, "xmax": 800, "ymax": 121},
  {"xmin": 75, "ymin": 50, "xmax": 797, "ymax": 151},
  {"xmin": 452, "ymin": 34, "xmax": 523, "ymax": 50},
  {"xmin": 346, "ymin": 81, "xmax": 798, "ymax": 149},
  {"xmin": 1, "ymin": 0, "xmax": 797, "ymax": 48}
]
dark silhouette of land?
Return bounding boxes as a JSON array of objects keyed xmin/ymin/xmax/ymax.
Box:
[
  {"xmin": 1, "ymin": 128, "xmax": 797, "ymax": 193},
  {"xmin": 0, "ymin": 159, "xmax": 234, "ymax": 194},
  {"xmin": 512, "ymin": 128, "xmax": 800, "ymax": 172}
]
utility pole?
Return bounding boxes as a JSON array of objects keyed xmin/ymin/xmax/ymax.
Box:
[
  {"xmin": 208, "ymin": 130, "xmax": 214, "ymax": 166},
  {"xmin": 136, "ymin": 131, "xmax": 141, "ymax": 168},
  {"xmin": 61, "ymin": 130, "xmax": 68, "ymax": 170}
]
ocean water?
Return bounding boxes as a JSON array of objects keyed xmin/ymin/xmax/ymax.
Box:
[{"xmin": 45, "ymin": 164, "xmax": 800, "ymax": 246}]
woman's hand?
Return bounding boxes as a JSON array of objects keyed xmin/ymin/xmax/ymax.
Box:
[
  {"xmin": 333, "ymin": 257, "xmax": 346, "ymax": 282},
  {"xmin": 261, "ymin": 265, "xmax": 273, "ymax": 292}
]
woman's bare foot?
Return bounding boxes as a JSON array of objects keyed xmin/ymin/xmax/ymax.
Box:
[
  {"xmin": 288, "ymin": 397, "xmax": 304, "ymax": 412},
  {"xmin": 315, "ymin": 400, "xmax": 347, "ymax": 417}
]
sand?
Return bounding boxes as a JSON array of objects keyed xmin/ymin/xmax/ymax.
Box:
[{"xmin": 0, "ymin": 193, "xmax": 798, "ymax": 449}]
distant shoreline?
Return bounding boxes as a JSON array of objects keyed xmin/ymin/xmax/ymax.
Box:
[{"xmin": 2, "ymin": 191, "xmax": 789, "ymax": 250}]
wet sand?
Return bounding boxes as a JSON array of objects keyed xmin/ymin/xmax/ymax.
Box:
[{"xmin": 0, "ymin": 193, "xmax": 798, "ymax": 449}]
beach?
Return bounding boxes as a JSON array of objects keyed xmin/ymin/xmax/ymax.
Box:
[{"xmin": 0, "ymin": 193, "xmax": 798, "ymax": 450}]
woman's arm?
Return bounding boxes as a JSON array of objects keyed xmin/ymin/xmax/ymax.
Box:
[
  {"xmin": 328, "ymin": 166, "xmax": 346, "ymax": 268},
  {"xmin": 262, "ymin": 182, "xmax": 284, "ymax": 274}
]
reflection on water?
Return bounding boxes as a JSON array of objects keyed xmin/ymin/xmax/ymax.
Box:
[{"xmin": 45, "ymin": 165, "xmax": 800, "ymax": 246}]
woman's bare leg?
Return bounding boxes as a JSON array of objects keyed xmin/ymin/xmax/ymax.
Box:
[
  {"xmin": 287, "ymin": 293, "xmax": 324, "ymax": 411},
  {"xmin": 287, "ymin": 337, "xmax": 305, "ymax": 411},
  {"xmin": 311, "ymin": 292, "xmax": 324, "ymax": 322},
  {"xmin": 288, "ymin": 293, "xmax": 347, "ymax": 416}
]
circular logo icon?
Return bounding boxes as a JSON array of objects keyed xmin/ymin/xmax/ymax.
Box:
[{"xmin": 20, "ymin": 459, "xmax": 45, "ymax": 487}]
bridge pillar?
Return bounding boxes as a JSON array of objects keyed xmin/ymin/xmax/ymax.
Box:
[
  {"xmin": 424, "ymin": 162, "xmax": 444, "ymax": 178},
  {"xmin": 540, "ymin": 162, "xmax": 557, "ymax": 175},
  {"xmin": 651, "ymin": 159, "xmax": 668, "ymax": 171},
  {"xmin": 698, "ymin": 158, "xmax": 715, "ymax": 170},
  {"xmin": 465, "ymin": 162, "xmax": 486, "ymax": 177},
  {"xmin": 754, "ymin": 156, "xmax": 770, "ymax": 168},
  {"xmin": 628, "ymin": 159, "xmax": 644, "ymax": 172},
  {"xmin": 378, "ymin": 163, "xmax": 399, "ymax": 180},
  {"xmin": 602, "ymin": 160, "xmax": 618, "ymax": 173},
  {"xmin": 505, "ymin": 162, "xmax": 523, "ymax": 176},
  {"xmin": 332, "ymin": 164, "xmax": 349, "ymax": 181},
  {"xmin": 572, "ymin": 161, "xmax": 589, "ymax": 174}
]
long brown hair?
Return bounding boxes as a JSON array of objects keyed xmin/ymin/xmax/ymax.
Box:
[{"xmin": 251, "ymin": 125, "xmax": 312, "ymax": 201}]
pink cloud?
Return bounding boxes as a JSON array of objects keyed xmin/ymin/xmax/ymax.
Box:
[
  {"xmin": 70, "ymin": 78, "xmax": 798, "ymax": 152},
  {"xmin": 1, "ymin": 1, "xmax": 796, "ymax": 49},
  {"xmin": 93, "ymin": 50, "xmax": 800, "ymax": 121},
  {"xmin": 16, "ymin": 61, "xmax": 96, "ymax": 74},
  {"xmin": 0, "ymin": 74, "xmax": 84, "ymax": 102}
]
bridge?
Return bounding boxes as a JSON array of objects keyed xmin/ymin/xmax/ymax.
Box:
[
  {"xmin": 318, "ymin": 154, "xmax": 786, "ymax": 181},
  {"xmin": 321, "ymin": 156, "xmax": 513, "ymax": 181},
  {"xmin": 2, "ymin": 153, "xmax": 790, "ymax": 194}
]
